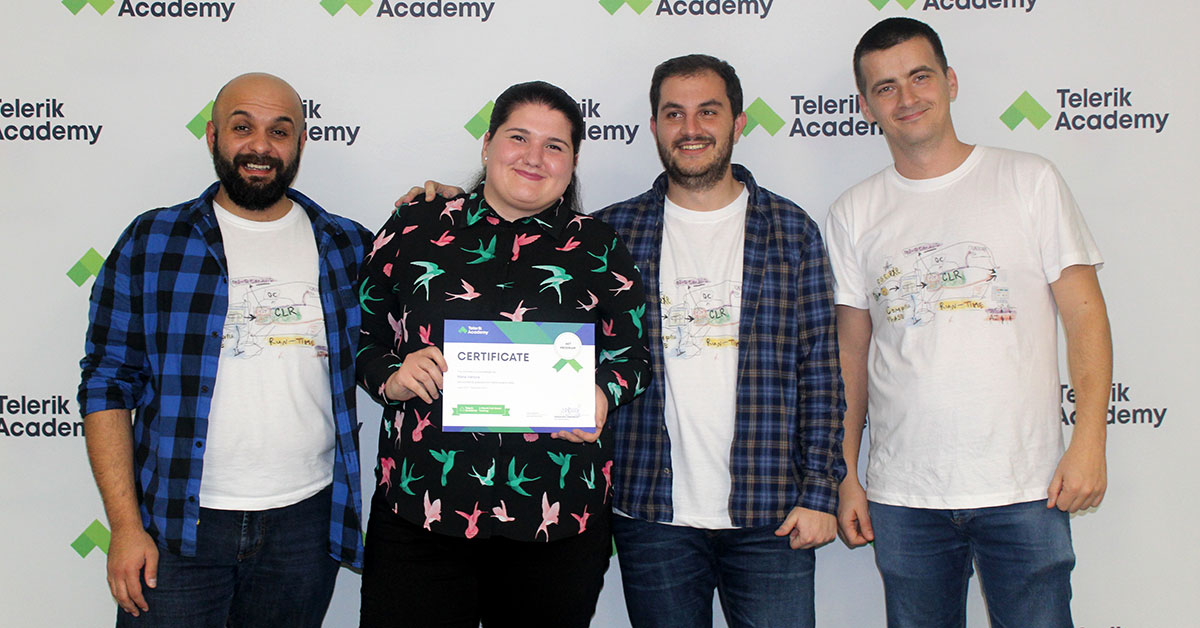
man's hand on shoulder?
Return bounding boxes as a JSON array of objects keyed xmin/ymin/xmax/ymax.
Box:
[
  {"xmin": 395, "ymin": 181, "xmax": 466, "ymax": 208},
  {"xmin": 775, "ymin": 506, "xmax": 837, "ymax": 550},
  {"xmin": 107, "ymin": 525, "xmax": 159, "ymax": 617}
]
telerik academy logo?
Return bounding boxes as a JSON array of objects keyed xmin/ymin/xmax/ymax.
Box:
[
  {"xmin": 320, "ymin": 0, "xmax": 374, "ymax": 15},
  {"xmin": 578, "ymin": 97, "xmax": 639, "ymax": 145},
  {"xmin": 301, "ymin": 98, "xmax": 363, "ymax": 146},
  {"xmin": 605, "ymin": 0, "xmax": 774, "ymax": 18},
  {"xmin": 1002, "ymin": 89, "xmax": 1169, "ymax": 134},
  {"xmin": 0, "ymin": 394, "xmax": 83, "ymax": 438},
  {"xmin": 1000, "ymin": 91, "xmax": 1050, "ymax": 130},
  {"xmin": 63, "ymin": 0, "xmax": 236, "ymax": 20},
  {"xmin": 464, "ymin": 101, "xmax": 494, "ymax": 140},
  {"xmin": 67, "ymin": 248, "xmax": 105, "ymax": 287},
  {"xmin": 374, "ymin": 0, "xmax": 495, "ymax": 20},
  {"xmin": 867, "ymin": 0, "xmax": 915, "ymax": 9},
  {"xmin": 742, "ymin": 98, "xmax": 785, "ymax": 137},
  {"xmin": 62, "ymin": 0, "xmax": 115, "ymax": 14},
  {"xmin": 0, "ymin": 98, "xmax": 103, "ymax": 145},
  {"xmin": 72, "ymin": 520, "xmax": 111, "ymax": 558},
  {"xmin": 598, "ymin": 0, "xmax": 651, "ymax": 14},
  {"xmin": 787, "ymin": 93, "xmax": 882, "ymax": 138},
  {"xmin": 868, "ymin": 0, "xmax": 1036, "ymax": 13},
  {"xmin": 1062, "ymin": 382, "xmax": 1168, "ymax": 429},
  {"xmin": 186, "ymin": 101, "xmax": 213, "ymax": 139}
]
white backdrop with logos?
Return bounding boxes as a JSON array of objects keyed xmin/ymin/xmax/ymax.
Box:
[{"xmin": 1, "ymin": 1, "xmax": 1196, "ymax": 626}]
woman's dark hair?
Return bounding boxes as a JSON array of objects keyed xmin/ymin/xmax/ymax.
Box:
[{"xmin": 471, "ymin": 80, "xmax": 585, "ymax": 213}]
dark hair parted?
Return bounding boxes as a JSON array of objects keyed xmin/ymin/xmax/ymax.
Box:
[
  {"xmin": 474, "ymin": 80, "xmax": 584, "ymax": 213},
  {"xmin": 649, "ymin": 54, "xmax": 743, "ymax": 118},
  {"xmin": 853, "ymin": 17, "xmax": 948, "ymax": 95}
]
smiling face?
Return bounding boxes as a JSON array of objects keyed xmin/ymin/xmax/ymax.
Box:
[
  {"xmin": 481, "ymin": 103, "xmax": 577, "ymax": 221},
  {"xmin": 651, "ymin": 70, "xmax": 747, "ymax": 193},
  {"xmin": 206, "ymin": 73, "xmax": 305, "ymax": 218},
  {"xmin": 857, "ymin": 36, "xmax": 958, "ymax": 159}
]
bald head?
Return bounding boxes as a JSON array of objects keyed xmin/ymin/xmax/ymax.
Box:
[
  {"xmin": 206, "ymin": 73, "xmax": 306, "ymax": 219},
  {"xmin": 212, "ymin": 72, "xmax": 305, "ymax": 133}
]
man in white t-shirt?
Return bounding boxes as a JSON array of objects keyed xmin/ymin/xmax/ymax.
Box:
[
  {"xmin": 79, "ymin": 73, "xmax": 371, "ymax": 627},
  {"xmin": 827, "ymin": 18, "xmax": 1112, "ymax": 628},
  {"xmin": 595, "ymin": 54, "xmax": 846, "ymax": 628},
  {"xmin": 399, "ymin": 57, "xmax": 846, "ymax": 627}
]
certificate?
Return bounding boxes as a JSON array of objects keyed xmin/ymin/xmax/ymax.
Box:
[{"xmin": 442, "ymin": 319, "xmax": 595, "ymax": 433}]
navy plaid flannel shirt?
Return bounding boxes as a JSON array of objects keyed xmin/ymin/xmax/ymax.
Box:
[
  {"xmin": 78, "ymin": 183, "xmax": 371, "ymax": 567},
  {"xmin": 594, "ymin": 165, "xmax": 846, "ymax": 525}
]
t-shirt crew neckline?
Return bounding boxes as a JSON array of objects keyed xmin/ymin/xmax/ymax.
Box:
[
  {"xmin": 888, "ymin": 145, "xmax": 985, "ymax": 192},
  {"xmin": 213, "ymin": 198, "xmax": 299, "ymax": 231}
]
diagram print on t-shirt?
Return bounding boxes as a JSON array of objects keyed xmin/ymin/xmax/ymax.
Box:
[
  {"xmin": 874, "ymin": 241, "xmax": 1015, "ymax": 327},
  {"xmin": 661, "ymin": 278, "xmax": 741, "ymax": 358},
  {"xmin": 221, "ymin": 277, "xmax": 326, "ymax": 358}
]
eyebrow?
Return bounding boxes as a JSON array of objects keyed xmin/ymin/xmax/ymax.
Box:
[
  {"xmin": 869, "ymin": 65, "xmax": 938, "ymax": 92},
  {"xmin": 504, "ymin": 126, "xmax": 569, "ymax": 146},
  {"xmin": 228, "ymin": 109, "xmax": 296, "ymax": 126},
  {"xmin": 660, "ymin": 98, "xmax": 725, "ymax": 111}
]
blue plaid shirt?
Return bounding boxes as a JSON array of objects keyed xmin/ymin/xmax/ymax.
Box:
[
  {"xmin": 78, "ymin": 183, "xmax": 371, "ymax": 567},
  {"xmin": 594, "ymin": 165, "xmax": 846, "ymax": 525}
]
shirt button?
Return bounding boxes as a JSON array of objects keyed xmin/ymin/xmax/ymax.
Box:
[
  {"xmin": 200, "ymin": 385, "xmax": 209, "ymax": 393},
  {"xmin": 663, "ymin": 468, "xmax": 672, "ymax": 476},
  {"xmin": 210, "ymin": 331, "xmax": 219, "ymax": 338},
  {"xmin": 195, "ymin": 441, "xmax": 203, "ymax": 449},
  {"xmin": 187, "ymin": 495, "xmax": 196, "ymax": 503}
]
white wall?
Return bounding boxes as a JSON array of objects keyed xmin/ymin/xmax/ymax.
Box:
[{"xmin": 1, "ymin": 1, "xmax": 1195, "ymax": 626}]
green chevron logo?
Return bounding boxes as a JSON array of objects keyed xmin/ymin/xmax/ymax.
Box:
[
  {"xmin": 742, "ymin": 98, "xmax": 785, "ymax": 137},
  {"xmin": 320, "ymin": 0, "xmax": 374, "ymax": 15},
  {"xmin": 464, "ymin": 101, "xmax": 495, "ymax": 139},
  {"xmin": 868, "ymin": 0, "xmax": 916, "ymax": 9},
  {"xmin": 599, "ymin": 0, "xmax": 652, "ymax": 14},
  {"xmin": 71, "ymin": 520, "xmax": 111, "ymax": 558},
  {"xmin": 1000, "ymin": 91, "xmax": 1051, "ymax": 130},
  {"xmin": 186, "ymin": 101, "xmax": 215, "ymax": 139},
  {"xmin": 67, "ymin": 248, "xmax": 105, "ymax": 287},
  {"xmin": 62, "ymin": 0, "xmax": 115, "ymax": 15}
]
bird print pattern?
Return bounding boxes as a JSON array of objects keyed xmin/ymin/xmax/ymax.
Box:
[{"xmin": 358, "ymin": 192, "xmax": 651, "ymax": 543}]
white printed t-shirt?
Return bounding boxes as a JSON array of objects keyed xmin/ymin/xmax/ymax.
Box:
[
  {"xmin": 199, "ymin": 200, "xmax": 336, "ymax": 511},
  {"xmin": 660, "ymin": 187, "xmax": 748, "ymax": 528},
  {"xmin": 824, "ymin": 146, "xmax": 1102, "ymax": 509}
]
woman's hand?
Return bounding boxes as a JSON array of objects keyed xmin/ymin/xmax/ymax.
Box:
[
  {"xmin": 552, "ymin": 385, "xmax": 608, "ymax": 443},
  {"xmin": 384, "ymin": 347, "xmax": 448, "ymax": 403}
]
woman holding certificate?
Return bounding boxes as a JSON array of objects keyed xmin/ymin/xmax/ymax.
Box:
[{"xmin": 357, "ymin": 81, "xmax": 651, "ymax": 627}]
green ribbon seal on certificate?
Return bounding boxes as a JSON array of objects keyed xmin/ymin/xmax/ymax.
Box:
[{"xmin": 552, "ymin": 359, "xmax": 582, "ymax": 372}]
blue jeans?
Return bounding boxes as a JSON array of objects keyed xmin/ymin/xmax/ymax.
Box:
[
  {"xmin": 115, "ymin": 485, "xmax": 340, "ymax": 628},
  {"xmin": 612, "ymin": 516, "xmax": 815, "ymax": 628},
  {"xmin": 869, "ymin": 499, "xmax": 1075, "ymax": 628}
]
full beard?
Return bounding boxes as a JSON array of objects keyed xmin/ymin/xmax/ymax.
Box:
[
  {"xmin": 656, "ymin": 130, "xmax": 734, "ymax": 192},
  {"xmin": 211, "ymin": 135, "xmax": 300, "ymax": 211}
]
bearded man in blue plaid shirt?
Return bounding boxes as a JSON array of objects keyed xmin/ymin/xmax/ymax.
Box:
[
  {"xmin": 78, "ymin": 73, "xmax": 370, "ymax": 628},
  {"xmin": 594, "ymin": 55, "xmax": 846, "ymax": 628}
]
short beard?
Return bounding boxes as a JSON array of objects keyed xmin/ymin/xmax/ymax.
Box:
[
  {"xmin": 656, "ymin": 128, "xmax": 734, "ymax": 193},
  {"xmin": 211, "ymin": 132, "xmax": 300, "ymax": 211}
]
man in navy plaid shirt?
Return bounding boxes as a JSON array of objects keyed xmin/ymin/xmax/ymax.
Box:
[
  {"xmin": 78, "ymin": 73, "xmax": 370, "ymax": 627},
  {"xmin": 594, "ymin": 55, "xmax": 846, "ymax": 628}
]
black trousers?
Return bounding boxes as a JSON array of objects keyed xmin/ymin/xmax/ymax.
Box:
[{"xmin": 360, "ymin": 494, "xmax": 611, "ymax": 628}]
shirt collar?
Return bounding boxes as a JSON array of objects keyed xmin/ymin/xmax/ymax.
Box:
[
  {"xmin": 189, "ymin": 181, "xmax": 342, "ymax": 239},
  {"xmin": 648, "ymin": 163, "xmax": 763, "ymax": 211},
  {"xmin": 450, "ymin": 188, "xmax": 572, "ymax": 241}
]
